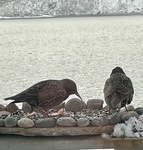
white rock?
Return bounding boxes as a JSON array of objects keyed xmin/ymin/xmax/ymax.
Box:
[
  {"xmin": 112, "ymin": 123, "xmax": 126, "ymax": 137},
  {"xmin": 18, "ymin": 118, "xmax": 34, "ymax": 128}
]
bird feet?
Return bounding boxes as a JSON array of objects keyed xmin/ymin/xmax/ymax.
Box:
[
  {"xmin": 27, "ymin": 108, "xmax": 65, "ymax": 118},
  {"xmin": 48, "ymin": 108, "xmax": 65, "ymax": 117},
  {"xmin": 27, "ymin": 110, "xmax": 49, "ymax": 118}
]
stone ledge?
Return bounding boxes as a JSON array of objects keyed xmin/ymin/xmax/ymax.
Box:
[{"xmin": 0, "ymin": 125, "xmax": 114, "ymax": 136}]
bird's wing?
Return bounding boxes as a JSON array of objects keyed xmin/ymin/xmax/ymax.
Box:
[
  {"xmin": 104, "ymin": 78, "xmax": 113, "ymax": 99},
  {"xmin": 38, "ymin": 81, "xmax": 67, "ymax": 107},
  {"xmin": 115, "ymin": 77, "xmax": 134, "ymax": 96},
  {"xmin": 19, "ymin": 80, "xmax": 48, "ymax": 97},
  {"xmin": 4, "ymin": 80, "xmax": 49, "ymax": 106}
]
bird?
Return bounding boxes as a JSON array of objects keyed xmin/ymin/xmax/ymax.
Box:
[
  {"xmin": 4, "ymin": 79, "xmax": 82, "ymax": 117},
  {"xmin": 103, "ymin": 67, "xmax": 134, "ymax": 114}
]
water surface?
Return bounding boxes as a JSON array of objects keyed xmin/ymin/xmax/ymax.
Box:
[{"xmin": 0, "ymin": 16, "xmax": 143, "ymax": 108}]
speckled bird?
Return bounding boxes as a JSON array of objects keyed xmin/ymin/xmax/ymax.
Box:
[
  {"xmin": 4, "ymin": 79, "xmax": 82, "ymax": 117},
  {"xmin": 104, "ymin": 67, "xmax": 134, "ymax": 114}
]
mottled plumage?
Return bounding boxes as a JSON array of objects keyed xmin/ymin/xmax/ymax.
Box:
[
  {"xmin": 104, "ymin": 67, "xmax": 134, "ymax": 114},
  {"xmin": 4, "ymin": 79, "xmax": 82, "ymax": 117}
]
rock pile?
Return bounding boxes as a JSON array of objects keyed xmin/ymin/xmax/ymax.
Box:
[{"xmin": 0, "ymin": 98, "xmax": 142, "ymax": 129}]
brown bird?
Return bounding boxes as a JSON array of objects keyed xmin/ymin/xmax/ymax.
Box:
[
  {"xmin": 104, "ymin": 67, "xmax": 134, "ymax": 114},
  {"xmin": 4, "ymin": 79, "xmax": 82, "ymax": 117}
]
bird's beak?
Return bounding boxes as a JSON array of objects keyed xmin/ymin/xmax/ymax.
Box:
[{"xmin": 75, "ymin": 91, "xmax": 82, "ymax": 100}]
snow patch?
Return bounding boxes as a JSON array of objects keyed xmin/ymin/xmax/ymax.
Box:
[{"xmin": 0, "ymin": 0, "xmax": 143, "ymax": 18}]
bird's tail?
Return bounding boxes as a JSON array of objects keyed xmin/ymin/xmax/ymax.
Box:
[
  {"xmin": 4, "ymin": 96, "xmax": 24, "ymax": 103},
  {"xmin": 4, "ymin": 96, "xmax": 14, "ymax": 100}
]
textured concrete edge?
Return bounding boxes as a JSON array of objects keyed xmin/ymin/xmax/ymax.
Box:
[{"xmin": 0, "ymin": 125, "xmax": 114, "ymax": 136}]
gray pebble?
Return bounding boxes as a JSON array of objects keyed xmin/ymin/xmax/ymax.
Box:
[
  {"xmin": 56, "ymin": 117, "xmax": 76, "ymax": 127},
  {"xmin": 65, "ymin": 98, "xmax": 85, "ymax": 112},
  {"xmin": 120, "ymin": 105, "xmax": 134, "ymax": 113},
  {"xmin": 0, "ymin": 119, "xmax": 4, "ymax": 126},
  {"xmin": 109, "ymin": 113, "xmax": 121, "ymax": 125},
  {"xmin": 87, "ymin": 99, "xmax": 104, "ymax": 110},
  {"xmin": 134, "ymin": 107, "xmax": 143, "ymax": 115},
  {"xmin": 10, "ymin": 109, "xmax": 25, "ymax": 120},
  {"xmin": 120, "ymin": 111, "xmax": 139, "ymax": 122},
  {"xmin": 18, "ymin": 118, "xmax": 34, "ymax": 128},
  {"xmin": 5, "ymin": 103, "xmax": 18, "ymax": 113},
  {"xmin": 0, "ymin": 111, "xmax": 11, "ymax": 119},
  {"xmin": 91, "ymin": 116, "xmax": 109, "ymax": 126},
  {"xmin": 4, "ymin": 117, "xmax": 17, "ymax": 127},
  {"xmin": 35, "ymin": 118, "xmax": 56, "ymax": 128},
  {"xmin": 77, "ymin": 118, "xmax": 90, "ymax": 127}
]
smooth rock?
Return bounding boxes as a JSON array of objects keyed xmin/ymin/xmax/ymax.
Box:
[
  {"xmin": 0, "ymin": 111, "xmax": 11, "ymax": 119},
  {"xmin": 77, "ymin": 118, "xmax": 90, "ymax": 127},
  {"xmin": 22, "ymin": 102, "xmax": 32, "ymax": 113},
  {"xmin": 65, "ymin": 98, "xmax": 85, "ymax": 112},
  {"xmin": 134, "ymin": 107, "xmax": 143, "ymax": 115},
  {"xmin": 0, "ymin": 119, "xmax": 4, "ymax": 126},
  {"xmin": 0, "ymin": 104, "xmax": 6, "ymax": 111},
  {"xmin": 35, "ymin": 118, "xmax": 56, "ymax": 128},
  {"xmin": 18, "ymin": 118, "xmax": 34, "ymax": 128},
  {"xmin": 4, "ymin": 116, "xmax": 17, "ymax": 127},
  {"xmin": 56, "ymin": 117, "xmax": 76, "ymax": 127},
  {"xmin": 0, "ymin": 111, "xmax": 11, "ymax": 116},
  {"xmin": 120, "ymin": 111, "xmax": 139, "ymax": 122},
  {"xmin": 87, "ymin": 99, "xmax": 104, "ymax": 110},
  {"xmin": 109, "ymin": 113, "xmax": 121, "ymax": 125},
  {"xmin": 120, "ymin": 105, "xmax": 134, "ymax": 113},
  {"xmin": 6, "ymin": 103, "xmax": 18, "ymax": 113},
  {"xmin": 91, "ymin": 117, "xmax": 109, "ymax": 126}
]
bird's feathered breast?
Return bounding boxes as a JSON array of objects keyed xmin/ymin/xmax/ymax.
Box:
[{"xmin": 104, "ymin": 73, "xmax": 134, "ymax": 100}]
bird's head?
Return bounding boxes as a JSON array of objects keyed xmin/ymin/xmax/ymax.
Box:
[
  {"xmin": 111, "ymin": 67, "xmax": 125, "ymax": 75},
  {"xmin": 62, "ymin": 79, "xmax": 82, "ymax": 100}
]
